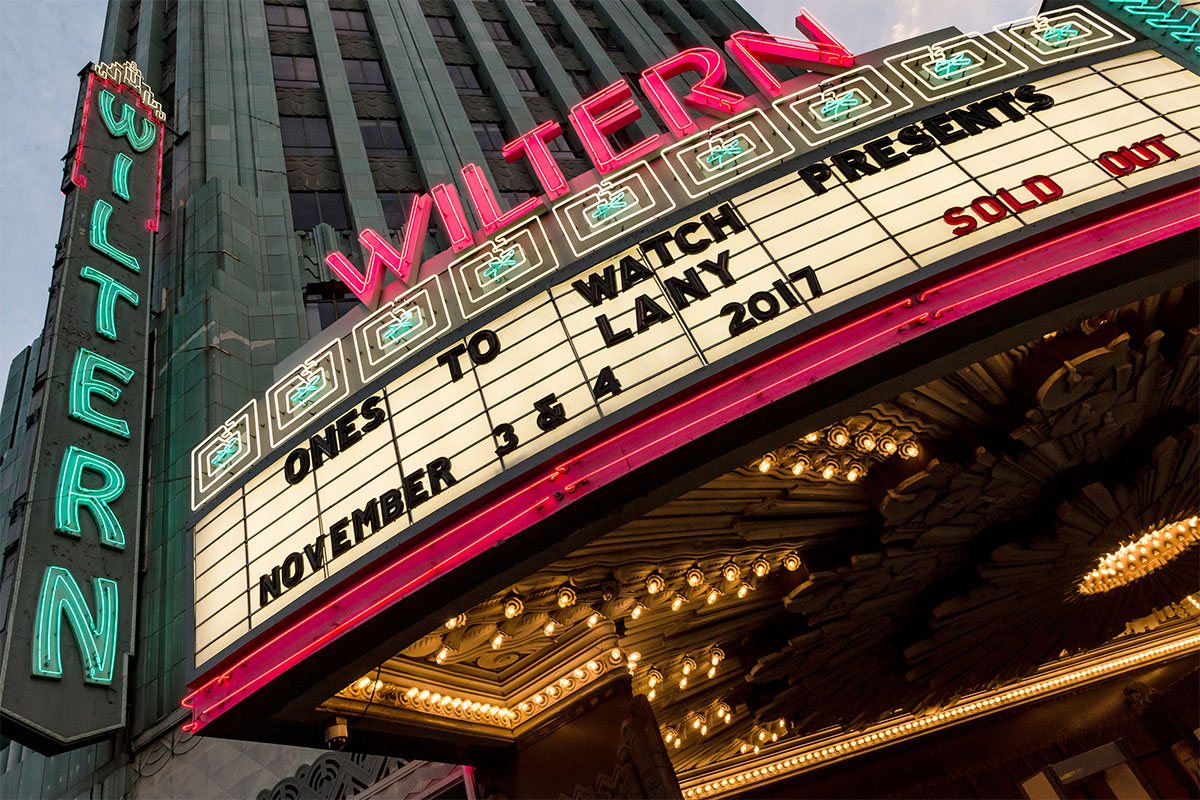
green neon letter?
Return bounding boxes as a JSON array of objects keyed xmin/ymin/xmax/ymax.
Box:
[
  {"xmin": 98, "ymin": 89, "xmax": 156, "ymax": 152},
  {"xmin": 32, "ymin": 566, "xmax": 119, "ymax": 684},
  {"xmin": 112, "ymin": 152, "xmax": 133, "ymax": 200},
  {"xmin": 90, "ymin": 200, "xmax": 140, "ymax": 273},
  {"xmin": 55, "ymin": 445, "xmax": 127, "ymax": 549},
  {"xmin": 70, "ymin": 348, "xmax": 134, "ymax": 439},
  {"xmin": 79, "ymin": 265, "xmax": 139, "ymax": 340}
]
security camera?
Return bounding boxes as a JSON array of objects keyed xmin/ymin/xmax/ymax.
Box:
[{"xmin": 324, "ymin": 717, "xmax": 348, "ymax": 751}]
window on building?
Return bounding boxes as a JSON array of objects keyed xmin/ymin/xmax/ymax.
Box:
[
  {"xmin": 446, "ymin": 64, "xmax": 485, "ymax": 95},
  {"xmin": 590, "ymin": 26, "xmax": 621, "ymax": 50},
  {"xmin": 472, "ymin": 121, "xmax": 508, "ymax": 156},
  {"xmin": 567, "ymin": 69, "xmax": 594, "ymax": 96},
  {"xmin": 272, "ymin": 55, "xmax": 319, "ymax": 87},
  {"xmin": 483, "ymin": 19, "xmax": 516, "ymax": 45},
  {"xmin": 331, "ymin": 9, "xmax": 370, "ymax": 34},
  {"xmin": 265, "ymin": 4, "xmax": 308, "ymax": 31},
  {"xmin": 378, "ymin": 190, "xmax": 420, "ymax": 230},
  {"xmin": 427, "ymin": 15, "xmax": 459, "ymax": 41},
  {"xmin": 280, "ymin": 116, "xmax": 334, "ymax": 154},
  {"xmin": 289, "ymin": 191, "xmax": 348, "ymax": 230},
  {"xmin": 508, "ymin": 67, "xmax": 539, "ymax": 97},
  {"xmin": 162, "ymin": 29, "xmax": 177, "ymax": 63},
  {"xmin": 538, "ymin": 22, "xmax": 569, "ymax": 48},
  {"xmin": 344, "ymin": 59, "xmax": 387, "ymax": 89},
  {"xmin": 360, "ymin": 118, "xmax": 409, "ymax": 156},
  {"xmin": 304, "ymin": 282, "xmax": 359, "ymax": 332}
]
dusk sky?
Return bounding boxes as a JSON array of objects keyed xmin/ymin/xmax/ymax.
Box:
[{"xmin": 0, "ymin": 0, "xmax": 1036, "ymax": 377}]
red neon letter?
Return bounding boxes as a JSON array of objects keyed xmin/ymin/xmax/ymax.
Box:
[
  {"xmin": 725, "ymin": 9, "xmax": 854, "ymax": 97},
  {"xmin": 430, "ymin": 183, "xmax": 473, "ymax": 252},
  {"xmin": 324, "ymin": 196, "xmax": 433, "ymax": 307},
  {"xmin": 568, "ymin": 80, "xmax": 662, "ymax": 175},
  {"xmin": 639, "ymin": 48, "xmax": 747, "ymax": 136},
  {"xmin": 502, "ymin": 120, "xmax": 570, "ymax": 200},
  {"xmin": 461, "ymin": 163, "xmax": 542, "ymax": 234}
]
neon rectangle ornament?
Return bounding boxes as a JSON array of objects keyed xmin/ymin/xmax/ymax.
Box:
[
  {"xmin": 773, "ymin": 65, "xmax": 914, "ymax": 147},
  {"xmin": 351, "ymin": 274, "xmax": 451, "ymax": 386},
  {"xmin": 884, "ymin": 33, "xmax": 1026, "ymax": 103},
  {"xmin": 450, "ymin": 216, "xmax": 559, "ymax": 318},
  {"xmin": 995, "ymin": 6, "xmax": 1135, "ymax": 65},
  {"xmin": 265, "ymin": 340, "xmax": 349, "ymax": 449},
  {"xmin": 191, "ymin": 400, "xmax": 261, "ymax": 509},
  {"xmin": 661, "ymin": 109, "xmax": 796, "ymax": 200},
  {"xmin": 551, "ymin": 161, "xmax": 676, "ymax": 258}
]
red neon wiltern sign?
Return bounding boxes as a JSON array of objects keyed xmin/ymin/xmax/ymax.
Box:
[{"xmin": 324, "ymin": 8, "xmax": 854, "ymax": 309}]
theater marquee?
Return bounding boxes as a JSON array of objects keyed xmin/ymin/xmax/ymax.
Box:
[{"xmin": 184, "ymin": 7, "xmax": 1199, "ymax": 733}]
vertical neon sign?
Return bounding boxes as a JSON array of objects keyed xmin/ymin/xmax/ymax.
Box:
[{"xmin": 0, "ymin": 61, "xmax": 164, "ymax": 753}]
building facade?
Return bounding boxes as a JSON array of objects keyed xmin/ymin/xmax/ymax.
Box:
[{"xmin": 2, "ymin": 0, "xmax": 1198, "ymax": 798}]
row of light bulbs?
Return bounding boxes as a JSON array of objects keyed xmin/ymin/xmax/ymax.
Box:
[
  {"xmin": 683, "ymin": 633, "xmax": 1200, "ymax": 798},
  {"xmin": 736, "ymin": 719, "xmax": 789, "ymax": 754},
  {"xmin": 645, "ymin": 646, "xmax": 725, "ymax": 701},
  {"xmin": 756, "ymin": 430, "xmax": 921, "ymax": 479},
  {"xmin": 664, "ymin": 701, "xmax": 734, "ymax": 749},
  {"xmin": 1078, "ymin": 516, "xmax": 1198, "ymax": 595}
]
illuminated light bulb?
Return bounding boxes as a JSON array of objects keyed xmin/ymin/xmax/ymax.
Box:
[
  {"xmin": 546, "ymin": 686, "xmax": 559, "ymax": 698},
  {"xmin": 574, "ymin": 668, "xmax": 586, "ymax": 679},
  {"xmin": 492, "ymin": 632, "xmax": 506, "ymax": 649},
  {"xmin": 803, "ymin": 432, "xmax": 819, "ymax": 443},
  {"xmin": 557, "ymin": 586, "xmax": 577, "ymax": 608},
  {"xmin": 648, "ymin": 669, "xmax": 662, "ymax": 688},
  {"xmin": 758, "ymin": 456, "xmax": 774, "ymax": 473},
  {"xmin": 406, "ymin": 687, "xmax": 419, "ymax": 698},
  {"xmin": 778, "ymin": 719, "xmax": 786, "ymax": 728},
  {"xmin": 631, "ymin": 603, "xmax": 647, "ymax": 620},
  {"xmin": 783, "ymin": 552, "xmax": 802, "ymax": 572},
  {"xmin": 758, "ymin": 730, "xmax": 767, "ymax": 741},
  {"xmin": 856, "ymin": 432, "xmax": 876, "ymax": 451},
  {"xmin": 671, "ymin": 594, "xmax": 686, "ymax": 612},
  {"xmin": 707, "ymin": 666, "xmax": 716, "ymax": 679},
  {"xmin": 751, "ymin": 557, "xmax": 770, "ymax": 578},
  {"xmin": 646, "ymin": 572, "xmax": 665, "ymax": 594},
  {"xmin": 821, "ymin": 461, "xmax": 838, "ymax": 480},
  {"xmin": 675, "ymin": 739, "xmax": 682, "ymax": 749},
  {"xmin": 445, "ymin": 614, "xmax": 465, "ymax": 629},
  {"xmin": 791, "ymin": 457, "xmax": 810, "ymax": 476},
  {"xmin": 682, "ymin": 657, "xmax": 696, "ymax": 675},
  {"xmin": 648, "ymin": 688, "xmax": 656, "ymax": 701},
  {"xmin": 706, "ymin": 588, "xmax": 720, "ymax": 605},
  {"xmin": 587, "ymin": 612, "xmax": 601, "ymax": 627},
  {"xmin": 686, "ymin": 567, "xmax": 704, "ymax": 587},
  {"xmin": 543, "ymin": 621, "xmax": 557, "ymax": 636},
  {"xmin": 436, "ymin": 647, "xmax": 450, "ymax": 664},
  {"xmin": 430, "ymin": 693, "xmax": 441, "ymax": 703},
  {"xmin": 628, "ymin": 651, "xmax": 641, "ymax": 663},
  {"xmin": 419, "ymin": 690, "xmax": 431, "ymax": 701},
  {"xmin": 754, "ymin": 745, "xmax": 760, "ymax": 754},
  {"xmin": 679, "ymin": 676, "xmax": 688, "ymax": 689},
  {"xmin": 701, "ymin": 724, "xmax": 708, "ymax": 735},
  {"xmin": 740, "ymin": 743, "xmax": 748, "ymax": 754},
  {"xmin": 899, "ymin": 441, "xmax": 920, "ymax": 459},
  {"xmin": 587, "ymin": 660, "xmax": 601, "ymax": 671},
  {"xmin": 610, "ymin": 648, "xmax": 624, "ymax": 663},
  {"xmin": 559, "ymin": 677, "xmax": 571, "ymax": 688},
  {"xmin": 828, "ymin": 427, "xmax": 849, "ymax": 447},
  {"xmin": 710, "ymin": 648, "xmax": 724, "ymax": 665},
  {"xmin": 532, "ymin": 693, "xmax": 545, "ymax": 705},
  {"xmin": 356, "ymin": 677, "xmax": 371, "ymax": 689},
  {"xmin": 879, "ymin": 437, "xmax": 897, "ymax": 455},
  {"xmin": 722, "ymin": 562, "xmax": 741, "ymax": 582},
  {"xmin": 845, "ymin": 463, "xmax": 864, "ymax": 482},
  {"xmin": 452, "ymin": 698, "xmax": 463, "ymax": 708},
  {"xmin": 736, "ymin": 582, "xmax": 751, "ymax": 598},
  {"xmin": 502, "ymin": 595, "xmax": 524, "ymax": 619},
  {"xmin": 692, "ymin": 716, "xmax": 702, "ymax": 729},
  {"xmin": 665, "ymin": 728, "xmax": 677, "ymax": 743}
]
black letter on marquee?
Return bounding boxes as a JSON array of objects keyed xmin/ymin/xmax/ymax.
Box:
[
  {"xmin": 284, "ymin": 448, "xmax": 310, "ymax": 484},
  {"xmin": 360, "ymin": 395, "xmax": 387, "ymax": 432},
  {"xmin": 701, "ymin": 203, "xmax": 745, "ymax": 242},
  {"xmin": 672, "ymin": 221, "xmax": 712, "ymax": 255},
  {"xmin": 352, "ymin": 499, "xmax": 381, "ymax": 542},
  {"xmin": 863, "ymin": 136, "xmax": 910, "ymax": 169},
  {"xmin": 830, "ymin": 149, "xmax": 882, "ymax": 181},
  {"xmin": 696, "ymin": 250, "xmax": 735, "ymax": 287},
  {"xmin": 619, "ymin": 256, "xmax": 654, "ymax": 292},
  {"xmin": 427, "ymin": 457, "xmax": 457, "ymax": 494},
  {"xmin": 534, "ymin": 394, "xmax": 567, "ymax": 432},
  {"xmin": 437, "ymin": 343, "xmax": 468, "ymax": 382},
  {"xmin": 663, "ymin": 268, "xmax": 710, "ymax": 310},
  {"xmin": 640, "ymin": 231, "xmax": 676, "ymax": 268},
  {"xmin": 798, "ymin": 162, "xmax": 834, "ymax": 195},
  {"xmin": 329, "ymin": 518, "xmax": 352, "ymax": 558},
  {"xmin": 281, "ymin": 552, "xmax": 305, "ymax": 588},
  {"xmin": 403, "ymin": 468, "xmax": 430, "ymax": 509},
  {"xmin": 789, "ymin": 267, "xmax": 824, "ymax": 298},
  {"xmin": 897, "ymin": 125, "xmax": 936, "ymax": 156},
  {"xmin": 493, "ymin": 423, "xmax": 520, "ymax": 456},
  {"xmin": 310, "ymin": 425, "xmax": 340, "ymax": 468},
  {"xmin": 336, "ymin": 408, "xmax": 362, "ymax": 451},
  {"xmin": 634, "ymin": 295, "xmax": 672, "ymax": 333},
  {"xmin": 591, "ymin": 366, "xmax": 622, "ymax": 400},
  {"xmin": 380, "ymin": 489, "xmax": 405, "ymax": 525},
  {"xmin": 303, "ymin": 535, "xmax": 326, "ymax": 571},
  {"xmin": 595, "ymin": 314, "xmax": 633, "ymax": 348},
  {"xmin": 1014, "ymin": 84, "xmax": 1054, "ymax": 112},
  {"xmin": 572, "ymin": 266, "xmax": 620, "ymax": 307},
  {"xmin": 260, "ymin": 568, "xmax": 282, "ymax": 607},
  {"xmin": 467, "ymin": 329, "xmax": 501, "ymax": 365}
]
